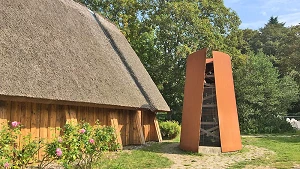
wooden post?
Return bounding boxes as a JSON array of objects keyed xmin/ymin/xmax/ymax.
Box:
[
  {"xmin": 130, "ymin": 110, "xmax": 145, "ymax": 145},
  {"xmin": 88, "ymin": 107, "xmax": 95, "ymax": 126},
  {"xmin": 39, "ymin": 104, "xmax": 49, "ymax": 160},
  {"xmin": 125, "ymin": 111, "xmax": 130, "ymax": 145},
  {"xmin": 142, "ymin": 111, "xmax": 150, "ymax": 142},
  {"xmin": 48, "ymin": 105, "xmax": 57, "ymax": 140},
  {"xmin": 69, "ymin": 106, "xmax": 78, "ymax": 124},
  {"xmin": 31, "ymin": 103, "xmax": 40, "ymax": 160},
  {"xmin": 65, "ymin": 105, "xmax": 77, "ymax": 125},
  {"xmin": 108, "ymin": 111, "xmax": 123, "ymax": 148},
  {"xmin": 0, "ymin": 101, "xmax": 8, "ymax": 128},
  {"xmin": 56, "ymin": 105, "xmax": 64, "ymax": 136},
  {"xmin": 20, "ymin": 103, "xmax": 31, "ymax": 148},
  {"xmin": 24, "ymin": 103, "xmax": 32, "ymax": 136},
  {"xmin": 149, "ymin": 112, "xmax": 162, "ymax": 142},
  {"xmin": 11, "ymin": 102, "xmax": 21, "ymax": 147},
  {"xmin": 118, "ymin": 110, "xmax": 126, "ymax": 145}
]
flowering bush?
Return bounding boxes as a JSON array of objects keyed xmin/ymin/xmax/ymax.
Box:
[
  {"xmin": 0, "ymin": 121, "xmax": 41, "ymax": 169},
  {"xmin": 42, "ymin": 121, "xmax": 120, "ymax": 169},
  {"xmin": 0, "ymin": 121, "xmax": 119, "ymax": 169}
]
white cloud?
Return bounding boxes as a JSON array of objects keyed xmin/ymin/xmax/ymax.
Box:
[
  {"xmin": 224, "ymin": 0, "xmax": 300, "ymax": 29},
  {"xmin": 261, "ymin": 0, "xmax": 300, "ymax": 13},
  {"xmin": 261, "ymin": 11, "xmax": 267, "ymax": 16},
  {"xmin": 278, "ymin": 12, "xmax": 300, "ymax": 26}
]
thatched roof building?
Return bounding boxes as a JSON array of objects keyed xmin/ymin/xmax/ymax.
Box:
[
  {"xmin": 0, "ymin": 0, "xmax": 169, "ymax": 112},
  {"xmin": 0, "ymin": 0, "xmax": 169, "ymax": 151}
]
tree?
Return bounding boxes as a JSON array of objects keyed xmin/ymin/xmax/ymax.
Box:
[
  {"xmin": 267, "ymin": 16, "xmax": 285, "ymax": 26},
  {"xmin": 240, "ymin": 17, "xmax": 300, "ymax": 117},
  {"xmin": 76, "ymin": 0, "xmax": 242, "ymax": 121},
  {"xmin": 239, "ymin": 29, "xmax": 260, "ymax": 54},
  {"xmin": 234, "ymin": 52, "xmax": 298, "ymax": 133},
  {"xmin": 143, "ymin": 0, "xmax": 242, "ymax": 120}
]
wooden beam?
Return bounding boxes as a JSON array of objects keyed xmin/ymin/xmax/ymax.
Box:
[
  {"xmin": 202, "ymin": 104, "xmax": 217, "ymax": 108},
  {"xmin": 21, "ymin": 102, "xmax": 31, "ymax": 148},
  {"xmin": 203, "ymin": 94, "xmax": 216, "ymax": 101},
  {"xmin": 56, "ymin": 105, "xmax": 64, "ymax": 137},
  {"xmin": 125, "ymin": 110, "xmax": 130, "ymax": 145},
  {"xmin": 108, "ymin": 111, "xmax": 123, "ymax": 148},
  {"xmin": 201, "ymin": 122, "xmax": 218, "ymax": 125},
  {"xmin": 69, "ymin": 106, "xmax": 78, "ymax": 124},
  {"xmin": 39, "ymin": 104, "xmax": 49, "ymax": 159},
  {"xmin": 204, "ymin": 83, "xmax": 215, "ymax": 87},
  {"xmin": 48, "ymin": 104, "xmax": 57, "ymax": 140},
  {"xmin": 31, "ymin": 103, "xmax": 39, "ymax": 159},
  {"xmin": 148, "ymin": 111, "xmax": 162, "ymax": 142},
  {"xmin": 200, "ymin": 126, "xmax": 219, "ymax": 138},
  {"xmin": 65, "ymin": 105, "xmax": 78, "ymax": 125},
  {"xmin": 0, "ymin": 101, "xmax": 8, "ymax": 127},
  {"xmin": 153, "ymin": 116, "xmax": 162, "ymax": 142},
  {"xmin": 0, "ymin": 95, "xmax": 161, "ymax": 111},
  {"xmin": 130, "ymin": 110, "xmax": 145, "ymax": 145},
  {"xmin": 205, "ymin": 75, "xmax": 215, "ymax": 78},
  {"xmin": 11, "ymin": 102, "xmax": 21, "ymax": 147},
  {"xmin": 136, "ymin": 110, "xmax": 145, "ymax": 144},
  {"xmin": 142, "ymin": 111, "xmax": 150, "ymax": 142}
]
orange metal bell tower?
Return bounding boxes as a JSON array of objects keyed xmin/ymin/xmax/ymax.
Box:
[{"xmin": 180, "ymin": 48, "xmax": 242, "ymax": 153}]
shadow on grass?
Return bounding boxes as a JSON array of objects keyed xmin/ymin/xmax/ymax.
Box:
[
  {"xmin": 133, "ymin": 141, "xmax": 203, "ymax": 156},
  {"xmin": 124, "ymin": 133, "xmax": 200, "ymax": 156}
]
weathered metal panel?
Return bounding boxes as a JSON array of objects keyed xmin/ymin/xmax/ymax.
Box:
[
  {"xmin": 180, "ymin": 49, "xmax": 207, "ymax": 152},
  {"xmin": 213, "ymin": 51, "xmax": 242, "ymax": 152}
]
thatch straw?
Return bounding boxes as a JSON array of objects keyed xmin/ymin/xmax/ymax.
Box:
[{"xmin": 0, "ymin": 0, "xmax": 170, "ymax": 112}]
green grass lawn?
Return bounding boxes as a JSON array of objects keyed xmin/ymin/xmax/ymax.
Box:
[
  {"xmin": 94, "ymin": 132, "xmax": 300, "ymax": 169},
  {"xmin": 94, "ymin": 150, "xmax": 172, "ymax": 169},
  {"xmin": 94, "ymin": 143, "xmax": 174, "ymax": 169},
  {"xmin": 229, "ymin": 131, "xmax": 300, "ymax": 169}
]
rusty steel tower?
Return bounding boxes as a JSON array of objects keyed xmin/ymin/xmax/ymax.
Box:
[{"xmin": 180, "ymin": 48, "xmax": 242, "ymax": 153}]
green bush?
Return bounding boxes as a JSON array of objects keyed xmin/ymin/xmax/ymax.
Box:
[
  {"xmin": 159, "ymin": 121, "xmax": 180, "ymax": 140},
  {"xmin": 0, "ymin": 121, "xmax": 120, "ymax": 169},
  {"xmin": 0, "ymin": 121, "xmax": 41, "ymax": 169},
  {"xmin": 234, "ymin": 52, "xmax": 299, "ymax": 134},
  {"xmin": 41, "ymin": 121, "xmax": 120, "ymax": 169}
]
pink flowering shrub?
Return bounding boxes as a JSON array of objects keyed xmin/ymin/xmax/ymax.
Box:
[
  {"xmin": 11, "ymin": 121, "xmax": 20, "ymax": 127},
  {"xmin": 56, "ymin": 148, "xmax": 63, "ymax": 156},
  {"xmin": 43, "ymin": 121, "xmax": 119, "ymax": 169},
  {"xmin": 0, "ymin": 120, "xmax": 119, "ymax": 169},
  {"xmin": 0, "ymin": 121, "xmax": 41, "ymax": 168},
  {"xmin": 79, "ymin": 128, "xmax": 86, "ymax": 134},
  {"xmin": 89, "ymin": 139, "xmax": 95, "ymax": 144},
  {"xmin": 57, "ymin": 137, "xmax": 63, "ymax": 143},
  {"xmin": 3, "ymin": 162, "xmax": 9, "ymax": 169}
]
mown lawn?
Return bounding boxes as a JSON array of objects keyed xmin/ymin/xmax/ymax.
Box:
[
  {"xmin": 93, "ymin": 132, "xmax": 300, "ymax": 169},
  {"xmin": 229, "ymin": 131, "xmax": 300, "ymax": 169},
  {"xmin": 93, "ymin": 143, "xmax": 173, "ymax": 169}
]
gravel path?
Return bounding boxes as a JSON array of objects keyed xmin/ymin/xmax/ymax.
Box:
[{"xmin": 159, "ymin": 143, "xmax": 274, "ymax": 169}]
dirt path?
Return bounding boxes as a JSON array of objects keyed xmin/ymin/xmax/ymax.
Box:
[{"xmin": 159, "ymin": 143, "xmax": 274, "ymax": 169}]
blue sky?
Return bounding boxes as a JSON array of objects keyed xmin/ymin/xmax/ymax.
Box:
[{"xmin": 224, "ymin": 0, "xmax": 300, "ymax": 30}]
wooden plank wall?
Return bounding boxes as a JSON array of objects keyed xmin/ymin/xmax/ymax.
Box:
[
  {"xmin": 141, "ymin": 110, "xmax": 162, "ymax": 142},
  {"xmin": 0, "ymin": 100, "xmax": 162, "ymax": 148}
]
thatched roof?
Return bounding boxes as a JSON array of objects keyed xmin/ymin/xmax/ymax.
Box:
[{"xmin": 0, "ymin": 0, "xmax": 170, "ymax": 112}]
